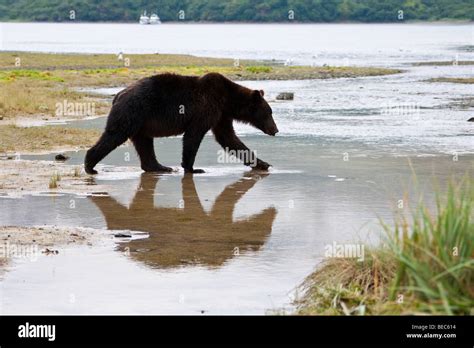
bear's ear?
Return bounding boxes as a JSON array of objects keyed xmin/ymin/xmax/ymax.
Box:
[
  {"xmin": 252, "ymin": 90, "xmax": 264, "ymax": 100},
  {"xmin": 259, "ymin": 90, "xmax": 264, "ymax": 97}
]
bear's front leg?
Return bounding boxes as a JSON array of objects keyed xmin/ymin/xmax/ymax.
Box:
[
  {"xmin": 252, "ymin": 159, "xmax": 271, "ymax": 171},
  {"xmin": 181, "ymin": 130, "xmax": 207, "ymax": 174},
  {"xmin": 213, "ymin": 121, "xmax": 272, "ymax": 171}
]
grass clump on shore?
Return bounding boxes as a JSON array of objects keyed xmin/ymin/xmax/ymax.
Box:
[
  {"xmin": 0, "ymin": 79, "xmax": 109, "ymax": 119},
  {"xmin": 384, "ymin": 179, "xmax": 473, "ymax": 315},
  {"xmin": 413, "ymin": 60, "xmax": 474, "ymax": 66},
  {"xmin": 296, "ymin": 179, "xmax": 474, "ymax": 315},
  {"xmin": 427, "ymin": 77, "xmax": 474, "ymax": 84},
  {"xmin": 296, "ymin": 250, "xmax": 398, "ymax": 315},
  {"xmin": 49, "ymin": 172, "xmax": 61, "ymax": 189},
  {"xmin": 0, "ymin": 70, "xmax": 65, "ymax": 82},
  {"xmin": 0, "ymin": 52, "xmax": 257, "ymax": 71},
  {"xmin": 73, "ymin": 166, "xmax": 82, "ymax": 177},
  {"xmin": 0, "ymin": 125, "xmax": 100, "ymax": 153},
  {"xmin": 246, "ymin": 66, "xmax": 272, "ymax": 74}
]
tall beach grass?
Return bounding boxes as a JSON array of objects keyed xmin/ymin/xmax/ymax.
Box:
[
  {"xmin": 382, "ymin": 178, "xmax": 473, "ymax": 314},
  {"xmin": 296, "ymin": 178, "xmax": 473, "ymax": 315}
]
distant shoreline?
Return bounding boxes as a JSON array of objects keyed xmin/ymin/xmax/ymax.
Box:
[
  {"xmin": 1, "ymin": 20, "xmax": 472, "ymax": 25},
  {"xmin": 0, "ymin": 51, "xmax": 401, "ymax": 154}
]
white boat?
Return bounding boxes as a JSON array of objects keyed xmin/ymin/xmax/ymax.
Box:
[
  {"xmin": 139, "ymin": 11, "xmax": 150, "ymax": 24},
  {"xmin": 149, "ymin": 13, "xmax": 161, "ymax": 24}
]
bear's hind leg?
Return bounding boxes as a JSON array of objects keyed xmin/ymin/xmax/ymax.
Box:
[
  {"xmin": 131, "ymin": 135, "xmax": 173, "ymax": 173},
  {"xmin": 85, "ymin": 130, "xmax": 129, "ymax": 174},
  {"xmin": 181, "ymin": 129, "xmax": 208, "ymax": 174}
]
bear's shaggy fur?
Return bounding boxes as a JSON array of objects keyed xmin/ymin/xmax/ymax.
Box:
[{"xmin": 84, "ymin": 72, "xmax": 278, "ymax": 174}]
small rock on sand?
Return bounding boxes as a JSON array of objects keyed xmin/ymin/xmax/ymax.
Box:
[
  {"xmin": 276, "ymin": 92, "xmax": 294, "ymax": 100},
  {"xmin": 114, "ymin": 232, "xmax": 132, "ymax": 238},
  {"xmin": 42, "ymin": 248, "xmax": 59, "ymax": 255},
  {"xmin": 55, "ymin": 153, "xmax": 70, "ymax": 161}
]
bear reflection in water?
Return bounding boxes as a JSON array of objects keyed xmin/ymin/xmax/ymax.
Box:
[{"xmin": 90, "ymin": 171, "xmax": 277, "ymax": 268}]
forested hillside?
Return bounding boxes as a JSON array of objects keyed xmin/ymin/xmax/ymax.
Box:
[{"xmin": 0, "ymin": 0, "xmax": 472, "ymax": 22}]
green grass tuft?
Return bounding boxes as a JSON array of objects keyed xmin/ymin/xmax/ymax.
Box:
[
  {"xmin": 0, "ymin": 70, "xmax": 64, "ymax": 82},
  {"xmin": 245, "ymin": 66, "xmax": 272, "ymax": 73},
  {"xmin": 49, "ymin": 172, "xmax": 61, "ymax": 189},
  {"xmin": 296, "ymin": 178, "xmax": 474, "ymax": 315},
  {"xmin": 382, "ymin": 178, "xmax": 474, "ymax": 315}
]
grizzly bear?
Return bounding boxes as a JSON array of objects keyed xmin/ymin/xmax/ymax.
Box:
[{"xmin": 84, "ymin": 72, "xmax": 278, "ymax": 174}]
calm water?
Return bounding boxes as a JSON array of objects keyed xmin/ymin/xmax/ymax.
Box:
[
  {"xmin": 0, "ymin": 23, "xmax": 473, "ymax": 314},
  {"xmin": 2, "ymin": 151, "xmax": 471, "ymax": 314},
  {"xmin": 1, "ymin": 22, "xmax": 473, "ymax": 66}
]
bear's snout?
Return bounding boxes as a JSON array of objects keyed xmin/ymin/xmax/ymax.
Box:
[{"xmin": 266, "ymin": 125, "xmax": 279, "ymax": 136}]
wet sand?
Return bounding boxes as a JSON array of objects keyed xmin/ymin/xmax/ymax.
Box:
[
  {"xmin": 0, "ymin": 225, "xmax": 107, "ymax": 246},
  {"xmin": 0, "ymin": 225, "xmax": 114, "ymax": 278},
  {"xmin": 0, "ymin": 159, "xmax": 109, "ymax": 196}
]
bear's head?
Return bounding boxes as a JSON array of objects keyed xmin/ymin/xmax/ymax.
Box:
[{"xmin": 237, "ymin": 90, "xmax": 279, "ymax": 136}]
